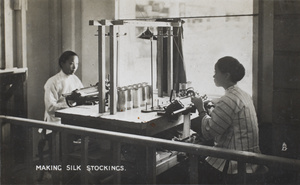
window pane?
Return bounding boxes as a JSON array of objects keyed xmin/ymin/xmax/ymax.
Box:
[
  {"xmin": 184, "ymin": 16, "xmax": 253, "ymax": 97},
  {"xmin": 118, "ymin": 0, "xmax": 254, "ymax": 96}
]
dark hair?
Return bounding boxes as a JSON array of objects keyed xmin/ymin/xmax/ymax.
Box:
[
  {"xmin": 58, "ymin": 51, "xmax": 78, "ymax": 68},
  {"xmin": 215, "ymin": 56, "xmax": 245, "ymax": 83}
]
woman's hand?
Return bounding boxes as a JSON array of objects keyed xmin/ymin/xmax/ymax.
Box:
[{"xmin": 191, "ymin": 96, "xmax": 205, "ymax": 112}]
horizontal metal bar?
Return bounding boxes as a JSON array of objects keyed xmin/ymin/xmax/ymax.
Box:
[
  {"xmin": 1, "ymin": 115, "xmax": 300, "ymax": 171},
  {"xmin": 169, "ymin": 13, "xmax": 259, "ymax": 19},
  {"xmin": 112, "ymin": 20, "xmax": 180, "ymax": 27},
  {"xmin": 89, "ymin": 20, "xmax": 113, "ymax": 26},
  {"xmin": 90, "ymin": 14, "xmax": 258, "ymax": 27},
  {"xmin": 89, "ymin": 19, "xmax": 181, "ymax": 27},
  {"xmin": 121, "ymin": 13, "xmax": 258, "ymax": 20},
  {"xmin": 89, "ymin": 13, "xmax": 258, "ymax": 28}
]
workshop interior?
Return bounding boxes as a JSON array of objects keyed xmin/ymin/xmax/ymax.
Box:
[{"xmin": 1, "ymin": 0, "xmax": 300, "ymax": 184}]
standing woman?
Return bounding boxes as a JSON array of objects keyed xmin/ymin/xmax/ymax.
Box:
[{"xmin": 192, "ymin": 56, "xmax": 260, "ymax": 184}]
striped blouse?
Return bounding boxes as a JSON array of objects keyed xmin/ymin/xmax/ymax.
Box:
[{"xmin": 201, "ymin": 85, "xmax": 260, "ymax": 174}]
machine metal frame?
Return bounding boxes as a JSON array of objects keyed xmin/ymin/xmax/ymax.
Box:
[{"xmin": 89, "ymin": 19, "xmax": 182, "ymax": 114}]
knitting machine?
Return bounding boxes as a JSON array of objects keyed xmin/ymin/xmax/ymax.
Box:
[{"xmin": 63, "ymin": 81, "xmax": 110, "ymax": 107}]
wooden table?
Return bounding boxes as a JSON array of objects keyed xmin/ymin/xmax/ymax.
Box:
[{"xmin": 56, "ymin": 97, "xmax": 200, "ymax": 183}]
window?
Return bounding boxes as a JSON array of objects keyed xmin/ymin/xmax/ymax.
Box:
[{"xmin": 118, "ymin": 0, "xmax": 254, "ymax": 97}]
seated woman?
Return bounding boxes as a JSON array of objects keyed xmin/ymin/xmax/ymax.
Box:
[
  {"xmin": 38, "ymin": 51, "xmax": 83, "ymax": 181},
  {"xmin": 191, "ymin": 56, "xmax": 261, "ymax": 184}
]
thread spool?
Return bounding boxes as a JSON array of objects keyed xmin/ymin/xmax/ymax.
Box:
[
  {"xmin": 132, "ymin": 85, "xmax": 140, "ymax": 108},
  {"xmin": 137, "ymin": 83, "xmax": 144, "ymax": 107},
  {"xmin": 126, "ymin": 85, "xmax": 133, "ymax": 110},
  {"xmin": 117, "ymin": 87, "xmax": 127, "ymax": 112},
  {"xmin": 179, "ymin": 82, "xmax": 187, "ymax": 97},
  {"xmin": 142, "ymin": 82, "xmax": 151, "ymax": 105}
]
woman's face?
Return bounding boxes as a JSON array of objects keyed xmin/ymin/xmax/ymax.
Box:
[
  {"xmin": 61, "ymin": 55, "xmax": 79, "ymax": 75},
  {"xmin": 213, "ymin": 65, "xmax": 228, "ymax": 87}
]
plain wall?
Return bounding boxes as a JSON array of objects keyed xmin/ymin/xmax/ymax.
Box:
[
  {"xmin": 27, "ymin": 0, "xmax": 51, "ymax": 121},
  {"xmin": 26, "ymin": 0, "xmax": 116, "ymax": 120},
  {"xmin": 81, "ymin": 0, "xmax": 115, "ymax": 86}
]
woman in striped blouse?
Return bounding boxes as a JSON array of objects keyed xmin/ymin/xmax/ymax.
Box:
[{"xmin": 191, "ymin": 56, "xmax": 261, "ymax": 184}]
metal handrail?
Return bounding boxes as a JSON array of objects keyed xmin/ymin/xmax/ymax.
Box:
[{"xmin": 1, "ymin": 115, "xmax": 300, "ymax": 184}]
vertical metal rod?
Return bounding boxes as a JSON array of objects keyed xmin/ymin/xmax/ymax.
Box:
[
  {"xmin": 112, "ymin": 141, "xmax": 121, "ymax": 184},
  {"xmin": 110, "ymin": 25, "xmax": 117, "ymax": 114},
  {"xmin": 238, "ymin": 162, "xmax": 247, "ymax": 184},
  {"xmin": 98, "ymin": 25, "xmax": 106, "ymax": 113},
  {"xmin": 61, "ymin": 132, "xmax": 68, "ymax": 184},
  {"xmin": 116, "ymin": 37, "xmax": 119, "ymax": 87},
  {"xmin": 157, "ymin": 27, "xmax": 164, "ymax": 97},
  {"xmin": 183, "ymin": 113, "xmax": 191, "ymax": 138},
  {"xmin": 150, "ymin": 38, "xmax": 154, "ymax": 109},
  {"xmin": 189, "ymin": 154, "xmax": 199, "ymax": 184},
  {"xmin": 51, "ymin": 131, "xmax": 60, "ymax": 184},
  {"xmin": 0, "ymin": 118, "xmax": 2, "ymax": 183},
  {"xmin": 167, "ymin": 27, "xmax": 173, "ymax": 95},
  {"xmin": 81, "ymin": 136, "xmax": 89, "ymax": 184},
  {"xmin": 0, "ymin": 0, "xmax": 3, "ymax": 69},
  {"xmin": 146, "ymin": 147, "xmax": 156, "ymax": 183},
  {"xmin": 26, "ymin": 127, "xmax": 34, "ymax": 184}
]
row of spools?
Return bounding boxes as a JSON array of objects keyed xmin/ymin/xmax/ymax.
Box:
[{"xmin": 117, "ymin": 82, "xmax": 151, "ymax": 112}]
